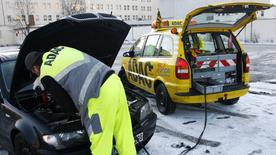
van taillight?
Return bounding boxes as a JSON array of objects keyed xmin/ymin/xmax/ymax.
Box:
[
  {"xmin": 243, "ymin": 53, "xmax": 250, "ymax": 73},
  {"xmin": 175, "ymin": 58, "xmax": 190, "ymax": 79}
]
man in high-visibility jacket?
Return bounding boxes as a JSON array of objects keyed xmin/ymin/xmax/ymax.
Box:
[{"xmin": 24, "ymin": 46, "xmax": 136, "ymax": 155}]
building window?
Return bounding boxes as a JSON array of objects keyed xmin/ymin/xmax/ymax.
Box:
[
  {"xmin": 48, "ymin": 15, "xmax": 52, "ymax": 21},
  {"xmin": 43, "ymin": 2, "xmax": 46, "ymax": 9},
  {"xmin": 117, "ymin": 5, "xmax": 122, "ymax": 10},
  {"xmin": 34, "ymin": 2, "xmax": 38, "ymax": 9},
  {"xmin": 97, "ymin": 4, "xmax": 103, "ymax": 10},
  {"xmin": 107, "ymin": 4, "xmax": 113, "ymax": 10},
  {"xmin": 21, "ymin": 15, "xmax": 26, "ymax": 21},
  {"xmin": 123, "ymin": 5, "xmax": 129, "ymax": 10},
  {"xmin": 47, "ymin": 3, "xmax": 51, "ymax": 9},
  {"xmin": 35, "ymin": 15, "xmax": 39, "ymax": 21},
  {"xmin": 132, "ymin": 5, "xmax": 138, "ymax": 11},
  {"xmin": 141, "ymin": 6, "xmax": 145, "ymax": 11},
  {"xmin": 43, "ymin": 15, "xmax": 47, "ymax": 21},
  {"xmin": 56, "ymin": 15, "xmax": 60, "ymax": 20},
  {"xmin": 124, "ymin": 15, "xmax": 130, "ymax": 21},
  {"xmin": 7, "ymin": 15, "xmax": 12, "ymax": 22},
  {"xmin": 147, "ymin": 6, "xmax": 151, "ymax": 11},
  {"xmin": 56, "ymin": 3, "xmax": 60, "ymax": 9}
]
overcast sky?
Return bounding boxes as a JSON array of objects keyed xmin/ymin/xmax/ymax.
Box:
[{"xmin": 271, "ymin": 0, "xmax": 276, "ymax": 4}]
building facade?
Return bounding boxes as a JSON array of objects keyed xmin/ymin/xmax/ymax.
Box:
[{"xmin": 0, "ymin": 0, "xmax": 157, "ymax": 46}]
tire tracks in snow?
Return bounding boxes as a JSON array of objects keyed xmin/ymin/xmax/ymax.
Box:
[
  {"xmin": 176, "ymin": 104, "xmax": 256, "ymax": 119},
  {"xmin": 155, "ymin": 125, "xmax": 221, "ymax": 147}
]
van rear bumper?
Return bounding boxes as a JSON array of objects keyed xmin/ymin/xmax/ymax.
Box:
[{"xmin": 173, "ymin": 84, "xmax": 249, "ymax": 104}]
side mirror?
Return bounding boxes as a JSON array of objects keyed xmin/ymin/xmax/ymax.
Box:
[{"xmin": 123, "ymin": 51, "xmax": 134, "ymax": 57}]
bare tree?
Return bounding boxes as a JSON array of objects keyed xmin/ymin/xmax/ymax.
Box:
[
  {"xmin": 13, "ymin": 0, "xmax": 34, "ymax": 37},
  {"xmin": 60, "ymin": 0, "xmax": 86, "ymax": 16}
]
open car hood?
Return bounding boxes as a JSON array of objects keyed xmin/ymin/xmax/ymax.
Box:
[
  {"xmin": 182, "ymin": 2, "xmax": 273, "ymax": 33},
  {"xmin": 10, "ymin": 13, "xmax": 130, "ymax": 98}
]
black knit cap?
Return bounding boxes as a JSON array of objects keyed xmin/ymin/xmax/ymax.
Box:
[{"xmin": 25, "ymin": 52, "xmax": 42, "ymax": 71}]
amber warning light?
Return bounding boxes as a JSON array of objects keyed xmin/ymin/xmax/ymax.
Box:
[{"xmin": 151, "ymin": 20, "xmax": 183, "ymax": 29}]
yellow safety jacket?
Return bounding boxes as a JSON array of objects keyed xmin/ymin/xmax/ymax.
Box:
[{"xmin": 40, "ymin": 46, "xmax": 136, "ymax": 155}]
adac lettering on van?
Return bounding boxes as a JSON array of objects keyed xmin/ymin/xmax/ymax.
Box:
[
  {"xmin": 128, "ymin": 59, "xmax": 153, "ymax": 88},
  {"xmin": 44, "ymin": 47, "xmax": 64, "ymax": 66}
]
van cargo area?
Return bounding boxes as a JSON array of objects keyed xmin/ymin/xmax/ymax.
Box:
[{"xmin": 185, "ymin": 32, "xmax": 242, "ymax": 94}]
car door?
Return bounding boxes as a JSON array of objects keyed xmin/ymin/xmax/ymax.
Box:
[
  {"xmin": 125, "ymin": 36, "xmax": 147, "ymax": 87},
  {"xmin": 155, "ymin": 34, "xmax": 177, "ymax": 84},
  {"xmin": 0, "ymin": 98, "xmax": 16, "ymax": 147},
  {"xmin": 0, "ymin": 91, "xmax": 6, "ymax": 144},
  {"xmin": 0, "ymin": 60, "xmax": 17, "ymax": 148},
  {"xmin": 136, "ymin": 34, "xmax": 161, "ymax": 93}
]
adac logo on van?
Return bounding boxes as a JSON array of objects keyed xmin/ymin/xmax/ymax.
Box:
[
  {"xmin": 128, "ymin": 59, "xmax": 153, "ymax": 88},
  {"xmin": 44, "ymin": 47, "xmax": 64, "ymax": 66}
]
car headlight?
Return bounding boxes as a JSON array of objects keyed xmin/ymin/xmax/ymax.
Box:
[
  {"xmin": 42, "ymin": 130, "xmax": 86, "ymax": 149},
  {"xmin": 140, "ymin": 102, "xmax": 152, "ymax": 121}
]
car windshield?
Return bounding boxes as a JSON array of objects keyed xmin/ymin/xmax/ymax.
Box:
[{"xmin": 1, "ymin": 60, "xmax": 16, "ymax": 92}]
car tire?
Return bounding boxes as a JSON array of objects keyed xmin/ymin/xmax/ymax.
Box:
[
  {"xmin": 156, "ymin": 84, "xmax": 176, "ymax": 115},
  {"xmin": 14, "ymin": 133, "xmax": 34, "ymax": 155},
  {"xmin": 118, "ymin": 68, "xmax": 134, "ymax": 88},
  {"xmin": 220, "ymin": 97, "xmax": 240, "ymax": 105}
]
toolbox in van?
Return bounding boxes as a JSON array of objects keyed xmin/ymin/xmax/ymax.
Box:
[{"xmin": 192, "ymin": 54, "xmax": 237, "ymax": 94}]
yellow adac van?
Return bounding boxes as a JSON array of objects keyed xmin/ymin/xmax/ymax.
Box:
[{"xmin": 119, "ymin": 2, "xmax": 273, "ymax": 114}]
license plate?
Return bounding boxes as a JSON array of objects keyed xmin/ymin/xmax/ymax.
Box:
[{"xmin": 135, "ymin": 132, "xmax": 144, "ymax": 144}]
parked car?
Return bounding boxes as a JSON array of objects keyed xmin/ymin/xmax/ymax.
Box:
[
  {"xmin": 119, "ymin": 2, "xmax": 273, "ymax": 114},
  {"xmin": 0, "ymin": 13, "xmax": 156, "ymax": 155}
]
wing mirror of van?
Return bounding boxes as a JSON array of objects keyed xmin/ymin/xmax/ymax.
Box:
[{"xmin": 123, "ymin": 51, "xmax": 134, "ymax": 57}]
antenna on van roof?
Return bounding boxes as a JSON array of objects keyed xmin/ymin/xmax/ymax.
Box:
[{"xmin": 156, "ymin": 8, "xmax": 162, "ymax": 29}]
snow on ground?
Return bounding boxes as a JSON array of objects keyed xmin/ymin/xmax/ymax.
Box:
[{"xmin": 137, "ymin": 83, "xmax": 276, "ymax": 155}]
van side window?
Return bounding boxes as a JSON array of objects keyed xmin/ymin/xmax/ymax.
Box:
[
  {"xmin": 159, "ymin": 35, "xmax": 173, "ymax": 56},
  {"xmin": 143, "ymin": 35, "xmax": 160, "ymax": 57},
  {"xmin": 133, "ymin": 36, "xmax": 146, "ymax": 57},
  {"xmin": 196, "ymin": 33, "xmax": 215, "ymax": 53},
  {"xmin": 189, "ymin": 33, "xmax": 215, "ymax": 54},
  {"xmin": 220, "ymin": 34, "xmax": 238, "ymax": 53}
]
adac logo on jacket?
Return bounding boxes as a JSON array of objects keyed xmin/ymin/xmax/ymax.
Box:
[{"xmin": 44, "ymin": 47, "xmax": 64, "ymax": 66}]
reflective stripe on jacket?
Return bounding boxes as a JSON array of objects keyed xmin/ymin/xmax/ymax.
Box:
[{"xmin": 40, "ymin": 46, "xmax": 113, "ymax": 133}]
